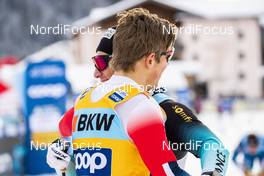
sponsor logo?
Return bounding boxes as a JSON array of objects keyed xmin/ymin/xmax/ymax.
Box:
[
  {"xmin": 74, "ymin": 148, "xmax": 111, "ymax": 175},
  {"xmin": 51, "ymin": 147, "xmax": 68, "ymax": 160},
  {"xmin": 77, "ymin": 113, "xmax": 115, "ymax": 131},
  {"xmin": 103, "ymin": 28, "xmax": 116, "ymax": 39},
  {"xmin": 172, "ymin": 105, "xmax": 192, "ymax": 122},
  {"xmin": 215, "ymin": 149, "xmax": 226, "ymax": 175},
  {"xmin": 152, "ymin": 87, "xmax": 166, "ymax": 96},
  {"xmin": 27, "ymin": 83, "xmax": 67, "ymax": 99},
  {"xmin": 108, "ymin": 90, "xmax": 127, "ymax": 102}
]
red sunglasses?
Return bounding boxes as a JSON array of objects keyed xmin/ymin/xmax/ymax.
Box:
[
  {"xmin": 161, "ymin": 47, "xmax": 175, "ymax": 62},
  {"xmin": 92, "ymin": 55, "xmax": 112, "ymax": 72}
]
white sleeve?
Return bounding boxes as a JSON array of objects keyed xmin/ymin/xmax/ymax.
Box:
[{"xmin": 115, "ymin": 94, "xmax": 164, "ymax": 137}]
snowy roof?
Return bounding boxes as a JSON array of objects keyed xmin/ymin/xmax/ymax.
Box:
[
  {"xmin": 73, "ymin": 0, "xmax": 146, "ymax": 27},
  {"xmin": 73, "ymin": 0, "xmax": 264, "ymax": 28},
  {"xmin": 170, "ymin": 0, "xmax": 264, "ymax": 19},
  {"xmin": 25, "ymin": 40, "xmax": 74, "ymax": 65}
]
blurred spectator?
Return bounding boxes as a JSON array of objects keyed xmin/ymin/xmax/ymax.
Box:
[
  {"xmin": 233, "ymin": 134, "xmax": 264, "ymax": 176},
  {"xmin": 194, "ymin": 95, "xmax": 202, "ymax": 114},
  {"xmin": 217, "ymin": 94, "xmax": 235, "ymax": 117}
]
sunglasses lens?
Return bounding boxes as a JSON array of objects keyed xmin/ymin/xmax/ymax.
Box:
[
  {"xmin": 93, "ymin": 55, "xmax": 110, "ymax": 71},
  {"xmin": 167, "ymin": 48, "xmax": 175, "ymax": 61},
  {"xmin": 167, "ymin": 54, "xmax": 173, "ymax": 61}
]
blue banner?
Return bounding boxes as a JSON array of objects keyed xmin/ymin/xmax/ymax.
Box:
[{"xmin": 23, "ymin": 59, "xmax": 68, "ymax": 174}]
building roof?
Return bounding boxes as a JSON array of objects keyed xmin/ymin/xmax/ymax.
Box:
[
  {"xmin": 73, "ymin": 0, "xmax": 264, "ymax": 28},
  {"xmin": 171, "ymin": 0, "xmax": 264, "ymax": 19}
]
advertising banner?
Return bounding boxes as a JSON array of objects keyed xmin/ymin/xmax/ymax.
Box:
[{"xmin": 23, "ymin": 60, "xmax": 68, "ymax": 174}]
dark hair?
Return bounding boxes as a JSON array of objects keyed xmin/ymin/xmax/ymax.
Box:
[
  {"xmin": 111, "ymin": 8, "xmax": 177, "ymax": 72},
  {"xmin": 248, "ymin": 134, "xmax": 258, "ymax": 147}
]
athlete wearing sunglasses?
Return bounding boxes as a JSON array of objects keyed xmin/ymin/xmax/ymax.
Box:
[
  {"xmin": 93, "ymin": 47, "xmax": 174, "ymax": 73},
  {"xmin": 92, "ymin": 54, "xmax": 112, "ymax": 72},
  {"xmin": 92, "ymin": 27, "xmax": 115, "ymax": 82},
  {"xmin": 48, "ymin": 25, "xmax": 229, "ymax": 176},
  {"xmin": 93, "ymin": 46, "xmax": 174, "ymax": 72},
  {"xmin": 92, "ymin": 52, "xmax": 114, "ymax": 82},
  {"xmin": 161, "ymin": 47, "xmax": 175, "ymax": 62}
]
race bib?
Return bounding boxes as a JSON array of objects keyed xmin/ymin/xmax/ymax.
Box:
[{"xmin": 74, "ymin": 148, "xmax": 112, "ymax": 176}]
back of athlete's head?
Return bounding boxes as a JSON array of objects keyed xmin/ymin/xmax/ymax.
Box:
[
  {"xmin": 93, "ymin": 27, "xmax": 116, "ymax": 82},
  {"xmin": 248, "ymin": 134, "xmax": 258, "ymax": 147},
  {"xmin": 96, "ymin": 26, "xmax": 116, "ymax": 55},
  {"xmin": 112, "ymin": 8, "xmax": 177, "ymax": 72}
]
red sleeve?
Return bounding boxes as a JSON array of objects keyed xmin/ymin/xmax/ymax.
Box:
[
  {"xmin": 127, "ymin": 102, "xmax": 176, "ymax": 176},
  {"xmin": 59, "ymin": 107, "xmax": 74, "ymax": 137},
  {"xmin": 0, "ymin": 82, "xmax": 9, "ymax": 94}
]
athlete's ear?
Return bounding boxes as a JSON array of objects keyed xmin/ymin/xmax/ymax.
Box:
[{"xmin": 144, "ymin": 52, "xmax": 156, "ymax": 69}]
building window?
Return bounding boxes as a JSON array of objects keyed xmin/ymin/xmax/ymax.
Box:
[
  {"xmin": 237, "ymin": 30, "xmax": 244, "ymax": 40},
  {"xmin": 194, "ymin": 81, "xmax": 208, "ymax": 99},
  {"xmin": 193, "ymin": 54, "xmax": 199, "ymax": 61},
  {"xmin": 238, "ymin": 72, "xmax": 245, "ymax": 80},
  {"xmin": 173, "ymin": 41, "xmax": 184, "ymax": 60},
  {"xmin": 261, "ymin": 27, "xmax": 264, "ymax": 65},
  {"xmin": 238, "ymin": 51, "xmax": 245, "ymax": 60},
  {"xmin": 192, "ymin": 34, "xmax": 198, "ymax": 41},
  {"xmin": 262, "ymin": 77, "xmax": 264, "ymax": 97}
]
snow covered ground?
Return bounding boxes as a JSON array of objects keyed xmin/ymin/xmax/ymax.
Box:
[
  {"xmin": 183, "ymin": 109, "xmax": 264, "ymax": 176},
  {"xmin": 22, "ymin": 109, "xmax": 264, "ymax": 176}
]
